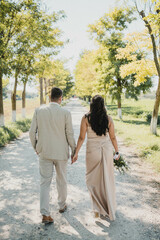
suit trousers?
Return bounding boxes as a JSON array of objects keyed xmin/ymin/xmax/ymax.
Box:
[{"xmin": 39, "ymin": 156, "xmax": 68, "ymax": 216}]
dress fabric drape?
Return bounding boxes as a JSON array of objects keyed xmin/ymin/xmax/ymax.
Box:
[{"xmin": 86, "ymin": 126, "xmax": 116, "ymax": 221}]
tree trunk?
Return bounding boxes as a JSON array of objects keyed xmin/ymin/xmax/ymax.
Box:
[
  {"xmin": 11, "ymin": 70, "xmax": 18, "ymax": 122},
  {"xmin": 104, "ymin": 81, "xmax": 107, "ymax": 105},
  {"xmin": 44, "ymin": 78, "xmax": 47, "ymax": 104},
  {"xmin": 117, "ymin": 77, "xmax": 122, "ymax": 119},
  {"xmin": 0, "ymin": 70, "xmax": 4, "ymax": 126},
  {"xmin": 139, "ymin": 10, "xmax": 160, "ymax": 134},
  {"xmin": 22, "ymin": 81, "xmax": 27, "ymax": 118},
  {"xmin": 39, "ymin": 77, "xmax": 44, "ymax": 105},
  {"xmin": 117, "ymin": 98, "xmax": 122, "ymax": 119},
  {"xmin": 150, "ymin": 77, "xmax": 160, "ymax": 134},
  {"xmin": 104, "ymin": 95, "xmax": 107, "ymax": 105}
]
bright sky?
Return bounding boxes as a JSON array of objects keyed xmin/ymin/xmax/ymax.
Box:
[{"xmin": 43, "ymin": 0, "xmax": 145, "ymax": 75}]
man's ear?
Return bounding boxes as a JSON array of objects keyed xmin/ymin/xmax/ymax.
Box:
[{"xmin": 59, "ymin": 96, "xmax": 62, "ymax": 102}]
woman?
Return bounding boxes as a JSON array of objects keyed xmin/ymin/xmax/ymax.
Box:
[{"xmin": 72, "ymin": 95, "xmax": 120, "ymax": 221}]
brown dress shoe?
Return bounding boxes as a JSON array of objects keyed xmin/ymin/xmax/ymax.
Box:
[
  {"xmin": 42, "ymin": 215, "xmax": 54, "ymax": 224},
  {"xmin": 94, "ymin": 212, "xmax": 100, "ymax": 218},
  {"xmin": 59, "ymin": 205, "xmax": 67, "ymax": 213}
]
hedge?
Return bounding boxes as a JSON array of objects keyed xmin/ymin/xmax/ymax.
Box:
[{"xmin": 0, "ymin": 119, "xmax": 31, "ymax": 147}]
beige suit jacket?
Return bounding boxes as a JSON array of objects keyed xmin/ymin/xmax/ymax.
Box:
[{"xmin": 29, "ymin": 102, "xmax": 76, "ymax": 160}]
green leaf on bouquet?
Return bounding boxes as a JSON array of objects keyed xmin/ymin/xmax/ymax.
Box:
[{"xmin": 114, "ymin": 155, "xmax": 129, "ymax": 174}]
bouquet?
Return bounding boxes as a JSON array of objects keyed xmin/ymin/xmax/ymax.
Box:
[{"xmin": 113, "ymin": 154, "xmax": 129, "ymax": 174}]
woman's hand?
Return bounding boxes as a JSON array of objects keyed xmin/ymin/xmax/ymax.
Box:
[
  {"xmin": 71, "ymin": 154, "xmax": 78, "ymax": 164},
  {"xmin": 114, "ymin": 152, "xmax": 120, "ymax": 161}
]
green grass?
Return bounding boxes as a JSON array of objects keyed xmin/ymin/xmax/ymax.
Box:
[
  {"xmin": 112, "ymin": 116, "xmax": 160, "ymax": 171},
  {"xmin": 0, "ymin": 118, "xmax": 31, "ymax": 147},
  {"xmin": 4, "ymin": 98, "xmax": 40, "ymax": 124},
  {"xmin": 107, "ymin": 97, "xmax": 160, "ymax": 172}
]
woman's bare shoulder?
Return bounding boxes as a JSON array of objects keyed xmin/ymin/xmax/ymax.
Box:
[
  {"xmin": 108, "ymin": 115, "xmax": 113, "ymax": 126},
  {"xmin": 82, "ymin": 113, "xmax": 90, "ymax": 125},
  {"xmin": 81, "ymin": 114, "xmax": 87, "ymax": 122}
]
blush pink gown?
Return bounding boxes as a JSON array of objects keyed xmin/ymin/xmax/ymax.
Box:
[{"xmin": 86, "ymin": 126, "xmax": 116, "ymax": 221}]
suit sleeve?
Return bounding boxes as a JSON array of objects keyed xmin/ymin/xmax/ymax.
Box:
[
  {"xmin": 65, "ymin": 111, "xmax": 76, "ymax": 155},
  {"xmin": 29, "ymin": 109, "xmax": 38, "ymax": 150}
]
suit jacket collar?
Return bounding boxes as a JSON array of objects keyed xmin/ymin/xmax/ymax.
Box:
[{"xmin": 50, "ymin": 102, "xmax": 60, "ymax": 107}]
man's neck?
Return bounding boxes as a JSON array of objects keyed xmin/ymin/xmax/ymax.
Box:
[{"xmin": 51, "ymin": 100, "xmax": 60, "ymax": 105}]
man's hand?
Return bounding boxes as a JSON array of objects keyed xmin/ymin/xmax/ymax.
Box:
[{"xmin": 71, "ymin": 154, "xmax": 78, "ymax": 164}]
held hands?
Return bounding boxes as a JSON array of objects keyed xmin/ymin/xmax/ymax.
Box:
[{"xmin": 71, "ymin": 153, "xmax": 78, "ymax": 164}]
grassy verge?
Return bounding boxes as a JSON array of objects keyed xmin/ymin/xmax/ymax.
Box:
[
  {"xmin": 81, "ymin": 98, "xmax": 160, "ymax": 172},
  {"xmin": 107, "ymin": 98, "xmax": 160, "ymax": 172},
  {"xmin": 0, "ymin": 119, "xmax": 31, "ymax": 147},
  {"xmin": 4, "ymin": 98, "xmax": 40, "ymax": 124}
]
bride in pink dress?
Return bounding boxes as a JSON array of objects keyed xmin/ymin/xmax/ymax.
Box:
[{"xmin": 72, "ymin": 95, "xmax": 120, "ymax": 221}]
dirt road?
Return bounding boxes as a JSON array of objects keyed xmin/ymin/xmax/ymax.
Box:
[{"xmin": 0, "ymin": 98, "xmax": 160, "ymax": 240}]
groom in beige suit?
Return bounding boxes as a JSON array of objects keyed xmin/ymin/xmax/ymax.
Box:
[{"xmin": 29, "ymin": 87, "xmax": 76, "ymax": 223}]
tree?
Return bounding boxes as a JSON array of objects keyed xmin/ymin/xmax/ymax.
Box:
[
  {"xmin": 47, "ymin": 60, "xmax": 74, "ymax": 99},
  {"xmin": 2, "ymin": 78, "xmax": 9, "ymax": 98},
  {"xmin": 74, "ymin": 50, "xmax": 97, "ymax": 101},
  {"xmin": 94, "ymin": 44, "xmax": 151, "ymax": 106},
  {"xmin": 0, "ymin": 0, "xmax": 64, "ymax": 125},
  {"xmin": 63, "ymin": 75, "xmax": 74, "ymax": 98},
  {"xmin": 20, "ymin": 59, "xmax": 36, "ymax": 118},
  {"xmin": 0, "ymin": 0, "xmax": 25, "ymax": 126},
  {"xmin": 88, "ymin": 7, "xmax": 137, "ymax": 118},
  {"xmin": 117, "ymin": 0, "xmax": 160, "ymax": 134},
  {"xmin": 35, "ymin": 55, "xmax": 53, "ymax": 104},
  {"xmin": 10, "ymin": 3, "xmax": 64, "ymax": 121},
  {"xmin": 135, "ymin": 0, "xmax": 160, "ymax": 134},
  {"xmin": 36, "ymin": 57, "xmax": 73, "ymax": 104}
]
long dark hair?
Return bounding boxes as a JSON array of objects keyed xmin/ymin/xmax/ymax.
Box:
[{"xmin": 86, "ymin": 95, "xmax": 109, "ymax": 136}]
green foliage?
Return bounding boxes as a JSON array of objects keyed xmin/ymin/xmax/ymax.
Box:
[
  {"xmin": 0, "ymin": 118, "xmax": 31, "ymax": 147},
  {"xmin": 0, "ymin": 125, "xmax": 20, "ymax": 147},
  {"xmin": 150, "ymin": 144, "xmax": 159, "ymax": 151},
  {"xmin": 0, "ymin": 0, "xmax": 65, "ymax": 122},
  {"xmin": 63, "ymin": 75, "xmax": 74, "ymax": 98},
  {"xmin": 81, "ymin": 6, "xmax": 152, "ymax": 109},
  {"xmin": 106, "ymin": 97, "xmax": 160, "ymax": 171},
  {"xmin": 75, "ymin": 7, "xmax": 152, "ymax": 107},
  {"xmin": 14, "ymin": 119, "xmax": 31, "ymax": 132},
  {"xmin": 42, "ymin": 59, "xmax": 73, "ymax": 97},
  {"xmin": 145, "ymin": 113, "xmax": 160, "ymax": 124},
  {"xmin": 114, "ymin": 155, "xmax": 129, "ymax": 174},
  {"xmin": 74, "ymin": 50, "xmax": 97, "ymax": 98},
  {"xmin": 2, "ymin": 78, "xmax": 9, "ymax": 98}
]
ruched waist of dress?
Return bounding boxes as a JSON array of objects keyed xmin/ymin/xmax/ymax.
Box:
[{"xmin": 87, "ymin": 135, "xmax": 110, "ymax": 142}]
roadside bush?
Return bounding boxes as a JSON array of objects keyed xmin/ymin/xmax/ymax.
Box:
[
  {"xmin": 145, "ymin": 114, "xmax": 160, "ymax": 125},
  {"xmin": 0, "ymin": 118, "xmax": 31, "ymax": 147},
  {"xmin": 135, "ymin": 110, "xmax": 144, "ymax": 116},
  {"xmin": 14, "ymin": 119, "xmax": 31, "ymax": 132},
  {"xmin": 150, "ymin": 144, "xmax": 159, "ymax": 151},
  {"xmin": 0, "ymin": 128, "xmax": 9, "ymax": 146}
]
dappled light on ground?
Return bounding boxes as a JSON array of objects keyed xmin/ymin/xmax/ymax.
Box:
[{"xmin": 0, "ymin": 99, "xmax": 160, "ymax": 239}]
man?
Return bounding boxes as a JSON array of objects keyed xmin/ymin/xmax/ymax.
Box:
[{"xmin": 29, "ymin": 87, "xmax": 76, "ymax": 224}]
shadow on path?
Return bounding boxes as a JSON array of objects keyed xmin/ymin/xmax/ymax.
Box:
[{"xmin": 0, "ymin": 99, "xmax": 160, "ymax": 240}]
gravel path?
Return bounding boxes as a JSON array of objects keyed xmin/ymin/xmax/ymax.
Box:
[{"xmin": 0, "ymin": 98, "xmax": 160, "ymax": 240}]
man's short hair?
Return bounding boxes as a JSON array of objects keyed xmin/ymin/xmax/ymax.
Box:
[{"xmin": 51, "ymin": 87, "xmax": 63, "ymax": 100}]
